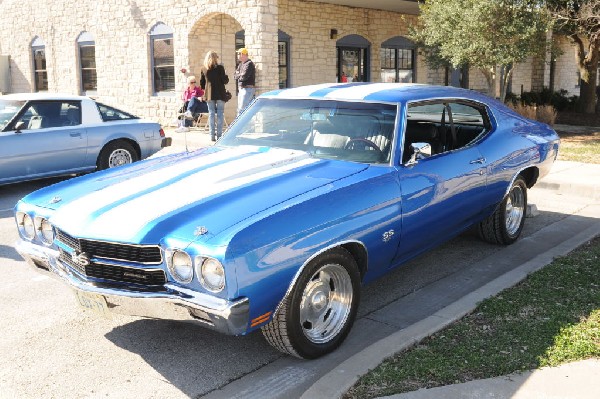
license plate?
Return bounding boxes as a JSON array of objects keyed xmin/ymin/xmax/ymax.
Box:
[{"xmin": 74, "ymin": 290, "xmax": 112, "ymax": 319}]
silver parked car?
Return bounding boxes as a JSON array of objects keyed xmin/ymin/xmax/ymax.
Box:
[{"xmin": 0, "ymin": 93, "xmax": 171, "ymax": 185}]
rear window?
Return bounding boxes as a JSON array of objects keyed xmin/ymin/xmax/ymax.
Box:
[{"xmin": 96, "ymin": 102, "xmax": 139, "ymax": 121}]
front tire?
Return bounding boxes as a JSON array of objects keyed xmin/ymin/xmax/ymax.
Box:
[
  {"xmin": 262, "ymin": 248, "xmax": 361, "ymax": 359},
  {"xmin": 97, "ymin": 140, "xmax": 139, "ymax": 170},
  {"xmin": 478, "ymin": 176, "xmax": 527, "ymax": 245}
]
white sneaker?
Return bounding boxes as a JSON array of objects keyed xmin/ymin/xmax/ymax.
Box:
[
  {"xmin": 175, "ymin": 126, "xmax": 189, "ymax": 133},
  {"xmin": 183, "ymin": 110, "xmax": 193, "ymax": 119}
]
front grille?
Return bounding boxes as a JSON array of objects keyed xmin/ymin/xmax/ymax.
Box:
[
  {"xmin": 59, "ymin": 248, "xmax": 166, "ymax": 286},
  {"xmin": 56, "ymin": 229, "xmax": 162, "ymax": 264},
  {"xmin": 56, "ymin": 229, "xmax": 80, "ymax": 251}
]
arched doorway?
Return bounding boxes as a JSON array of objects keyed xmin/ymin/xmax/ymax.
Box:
[{"xmin": 336, "ymin": 34, "xmax": 370, "ymax": 83}]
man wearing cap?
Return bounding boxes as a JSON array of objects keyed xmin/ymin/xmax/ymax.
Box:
[{"xmin": 234, "ymin": 48, "xmax": 256, "ymax": 116}]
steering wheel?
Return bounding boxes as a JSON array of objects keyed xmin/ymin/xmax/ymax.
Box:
[{"xmin": 345, "ymin": 138, "xmax": 382, "ymax": 155}]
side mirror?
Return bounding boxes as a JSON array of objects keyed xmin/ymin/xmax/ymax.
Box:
[
  {"xmin": 406, "ymin": 142, "xmax": 432, "ymax": 166},
  {"xmin": 14, "ymin": 121, "xmax": 26, "ymax": 132}
]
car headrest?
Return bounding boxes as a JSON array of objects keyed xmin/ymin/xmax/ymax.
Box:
[{"xmin": 405, "ymin": 122, "xmax": 438, "ymax": 140}]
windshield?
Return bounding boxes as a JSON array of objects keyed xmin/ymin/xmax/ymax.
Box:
[
  {"xmin": 0, "ymin": 100, "xmax": 25, "ymax": 130},
  {"xmin": 219, "ymin": 98, "xmax": 397, "ymax": 164}
]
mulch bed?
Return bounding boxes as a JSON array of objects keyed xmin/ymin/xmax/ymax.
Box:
[{"xmin": 556, "ymin": 111, "xmax": 600, "ymax": 127}]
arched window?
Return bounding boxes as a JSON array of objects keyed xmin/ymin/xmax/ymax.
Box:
[
  {"xmin": 380, "ymin": 36, "xmax": 416, "ymax": 83},
  {"xmin": 149, "ymin": 23, "xmax": 175, "ymax": 94},
  {"xmin": 77, "ymin": 32, "xmax": 97, "ymax": 93},
  {"xmin": 336, "ymin": 35, "xmax": 370, "ymax": 82},
  {"xmin": 31, "ymin": 37, "xmax": 47, "ymax": 91}
]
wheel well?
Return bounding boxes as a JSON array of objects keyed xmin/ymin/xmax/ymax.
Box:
[
  {"xmin": 341, "ymin": 242, "xmax": 368, "ymax": 280},
  {"xmin": 519, "ymin": 167, "xmax": 539, "ymax": 189},
  {"xmin": 98, "ymin": 138, "xmax": 141, "ymax": 163}
]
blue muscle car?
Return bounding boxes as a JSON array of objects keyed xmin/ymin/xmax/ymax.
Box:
[
  {"xmin": 0, "ymin": 93, "xmax": 171, "ymax": 185},
  {"xmin": 14, "ymin": 83, "xmax": 559, "ymax": 358}
]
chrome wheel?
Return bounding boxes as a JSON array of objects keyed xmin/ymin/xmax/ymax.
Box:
[
  {"xmin": 299, "ymin": 263, "xmax": 353, "ymax": 344},
  {"xmin": 108, "ymin": 149, "xmax": 133, "ymax": 168},
  {"xmin": 505, "ymin": 185, "xmax": 525, "ymax": 236}
]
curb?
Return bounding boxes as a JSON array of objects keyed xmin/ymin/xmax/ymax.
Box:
[{"xmin": 300, "ymin": 208, "xmax": 600, "ymax": 399}]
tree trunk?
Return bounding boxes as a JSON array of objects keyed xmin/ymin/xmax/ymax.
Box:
[
  {"xmin": 570, "ymin": 34, "xmax": 599, "ymax": 114},
  {"xmin": 499, "ymin": 65, "xmax": 513, "ymax": 103},
  {"xmin": 480, "ymin": 67, "xmax": 496, "ymax": 99}
]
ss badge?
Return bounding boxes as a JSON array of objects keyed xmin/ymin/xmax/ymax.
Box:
[{"xmin": 382, "ymin": 230, "xmax": 395, "ymax": 243}]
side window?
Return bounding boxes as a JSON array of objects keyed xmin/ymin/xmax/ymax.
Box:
[
  {"xmin": 96, "ymin": 102, "xmax": 138, "ymax": 121},
  {"xmin": 404, "ymin": 100, "xmax": 489, "ymax": 162},
  {"xmin": 15, "ymin": 101, "xmax": 81, "ymax": 129}
]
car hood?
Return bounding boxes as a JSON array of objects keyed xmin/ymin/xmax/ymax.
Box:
[{"xmin": 33, "ymin": 146, "xmax": 367, "ymax": 244}]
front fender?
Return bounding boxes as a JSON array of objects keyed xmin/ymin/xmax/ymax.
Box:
[{"xmin": 220, "ymin": 168, "xmax": 402, "ymax": 331}]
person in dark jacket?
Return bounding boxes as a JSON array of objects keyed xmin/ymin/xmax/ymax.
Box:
[
  {"xmin": 234, "ymin": 47, "xmax": 256, "ymax": 116},
  {"xmin": 200, "ymin": 51, "xmax": 229, "ymax": 141}
]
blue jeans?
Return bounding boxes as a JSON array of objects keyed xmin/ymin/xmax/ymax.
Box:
[
  {"xmin": 237, "ymin": 87, "xmax": 255, "ymax": 116},
  {"xmin": 207, "ymin": 100, "xmax": 225, "ymax": 140},
  {"xmin": 187, "ymin": 97, "xmax": 208, "ymax": 114}
]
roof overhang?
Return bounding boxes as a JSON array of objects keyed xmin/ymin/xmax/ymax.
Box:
[{"xmin": 302, "ymin": 0, "xmax": 420, "ymax": 14}]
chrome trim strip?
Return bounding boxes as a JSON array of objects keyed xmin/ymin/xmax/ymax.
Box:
[
  {"xmin": 274, "ymin": 240, "xmax": 367, "ymax": 316},
  {"xmin": 504, "ymin": 166, "xmax": 533, "ymax": 198},
  {"xmin": 16, "ymin": 239, "xmax": 249, "ymax": 335}
]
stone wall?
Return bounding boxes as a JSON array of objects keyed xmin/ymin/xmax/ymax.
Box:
[{"xmin": 0, "ymin": 0, "xmax": 585, "ymax": 125}]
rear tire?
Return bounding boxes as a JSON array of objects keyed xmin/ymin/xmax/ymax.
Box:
[
  {"xmin": 97, "ymin": 140, "xmax": 138, "ymax": 170},
  {"xmin": 478, "ymin": 176, "xmax": 527, "ymax": 245},
  {"xmin": 262, "ymin": 248, "xmax": 360, "ymax": 359}
]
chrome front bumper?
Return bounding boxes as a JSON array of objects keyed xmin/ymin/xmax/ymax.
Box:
[{"xmin": 15, "ymin": 239, "xmax": 249, "ymax": 335}]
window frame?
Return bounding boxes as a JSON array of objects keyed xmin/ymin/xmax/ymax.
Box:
[
  {"xmin": 380, "ymin": 36, "xmax": 416, "ymax": 84},
  {"xmin": 77, "ymin": 32, "xmax": 97, "ymax": 95},
  {"xmin": 31, "ymin": 37, "xmax": 48, "ymax": 92},
  {"xmin": 149, "ymin": 23, "xmax": 175, "ymax": 96}
]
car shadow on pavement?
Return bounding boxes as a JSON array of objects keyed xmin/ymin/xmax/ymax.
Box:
[
  {"xmin": 0, "ymin": 244, "xmax": 22, "ymax": 261},
  {"xmin": 104, "ymin": 319, "xmax": 281, "ymax": 397}
]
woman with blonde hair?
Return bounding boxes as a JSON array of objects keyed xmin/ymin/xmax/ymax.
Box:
[{"xmin": 200, "ymin": 51, "xmax": 229, "ymax": 141}]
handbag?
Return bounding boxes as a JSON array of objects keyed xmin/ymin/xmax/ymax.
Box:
[{"xmin": 224, "ymin": 90, "xmax": 232, "ymax": 102}]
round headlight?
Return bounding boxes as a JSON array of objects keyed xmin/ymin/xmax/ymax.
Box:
[
  {"xmin": 198, "ymin": 258, "xmax": 225, "ymax": 292},
  {"xmin": 168, "ymin": 250, "xmax": 193, "ymax": 283},
  {"xmin": 17, "ymin": 212, "xmax": 35, "ymax": 240},
  {"xmin": 39, "ymin": 218, "xmax": 55, "ymax": 245}
]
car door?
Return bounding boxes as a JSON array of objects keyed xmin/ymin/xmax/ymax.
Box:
[
  {"xmin": 0, "ymin": 100, "xmax": 87, "ymax": 182},
  {"xmin": 392, "ymin": 100, "xmax": 490, "ymax": 265}
]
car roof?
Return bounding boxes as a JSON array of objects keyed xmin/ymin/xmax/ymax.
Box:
[
  {"xmin": 261, "ymin": 83, "xmax": 499, "ymax": 105},
  {"xmin": 0, "ymin": 93, "xmax": 91, "ymax": 102}
]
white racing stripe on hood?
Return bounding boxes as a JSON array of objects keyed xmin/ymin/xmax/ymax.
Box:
[
  {"xmin": 51, "ymin": 147, "xmax": 255, "ymax": 232},
  {"xmin": 65, "ymin": 149, "xmax": 318, "ymax": 241}
]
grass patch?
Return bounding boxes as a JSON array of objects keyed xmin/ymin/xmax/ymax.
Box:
[
  {"xmin": 557, "ymin": 131, "xmax": 600, "ymax": 164},
  {"xmin": 344, "ymin": 237, "xmax": 600, "ymax": 399}
]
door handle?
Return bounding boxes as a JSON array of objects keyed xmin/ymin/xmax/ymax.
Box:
[
  {"xmin": 469, "ymin": 157, "xmax": 486, "ymax": 164},
  {"xmin": 70, "ymin": 132, "xmax": 81, "ymax": 138}
]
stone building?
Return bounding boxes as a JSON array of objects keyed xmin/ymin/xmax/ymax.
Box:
[{"xmin": 0, "ymin": 0, "xmax": 590, "ymax": 125}]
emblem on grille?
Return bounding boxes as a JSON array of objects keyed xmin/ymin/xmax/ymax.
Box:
[
  {"xmin": 49, "ymin": 196, "xmax": 62, "ymax": 204},
  {"xmin": 71, "ymin": 251, "xmax": 90, "ymax": 266}
]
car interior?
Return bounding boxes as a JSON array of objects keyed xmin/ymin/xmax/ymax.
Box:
[
  {"xmin": 220, "ymin": 99, "xmax": 398, "ymax": 164},
  {"xmin": 402, "ymin": 101, "xmax": 490, "ymax": 163}
]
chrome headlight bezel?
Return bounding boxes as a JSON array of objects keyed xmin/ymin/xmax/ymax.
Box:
[
  {"xmin": 196, "ymin": 256, "xmax": 225, "ymax": 293},
  {"xmin": 34, "ymin": 216, "xmax": 55, "ymax": 246},
  {"xmin": 16, "ymin": 212, "xmax": 35, "ymax": 241},
  {"xmin": 167, "ymin": 249, "xmax": 194, "ymax": 284}
]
